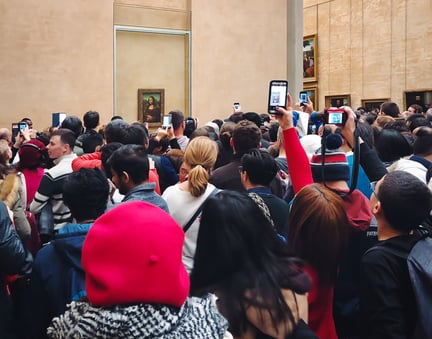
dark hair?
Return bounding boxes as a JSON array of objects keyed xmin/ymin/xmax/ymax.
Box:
[
  {"xmin": 104, "ymin": 120, "xmax": 129, "ymax": 144},
  {"xmin": 409, "ymin": 104, "xmax": 424, "ymax": 114},
  {"xmin": 190, "ymin": 190, "xmax": 310, "ymax": 336},
  {"xmin": 50, "ymin": 128, "xmax": 76, "ymax": 150},
  {"xmin": 190, "ymin": 126, "xmax": 218, "ymax": 141},
  {"xmin": 184, "ymin": 117, "xmax": 198, "ymax": 138},
  {"xmin": 268, "ymin": 122, "xmax": 280, "ymax": 142},
  {"xmin": 407, "ymin": 115, "xmax": 430, "ymax": 132},
  {"xmin": 20, "ymin": 117, "xmax": 33, "ymax": 128},
  {"xmin": 127, "ymin": 123, "xmax": 149, "ymax": 146},
  {"xmin": 413, "ymin": 128, "xmax": 432, "ymax": 156},
  {"xmin": 63, "ymin": 168, "xmax": 109, "ymax": 222},
  {"xmin": 60, "ymin": 116, "xmax": 83, "ymax": 138},
  {"xmin": 243, "ymin": 112, "xmax": 262, "ymax": 128},
  {"xmin": 287, "ymin": 184, "xmax": 349, "ymax": 284},
  {"xmin": 82, "ymin": 133, "xmax": 104, "ymax": 154},
  {"xmin": 380, "ymin": 102, "xmax": 400, "ymax": 118},
  {"xmin": 111, "ymin": 115, "xmax": 123, "ymax": 121},
  {"xmin": 219, "ymin": 122, "xmax": 236, "ymax": 150},
  {"xmin": 108, "ymin": 144, "xmax": 149, "ymax": 184},
  {"xmin": 375, "ymin": 128, "xmax": 413, "ymax": 162},
  {"xmin": 212, "ymin": 119, "xmax": 224, "ymax": 129},
  {"xmin": 241, "ymin": 149, "xmax": 277, "ymax": 186},
  {"xmin": 377, "ymin": 171, "xmax": 432, "ymax": 232},
  {"xmin": 169, "ymin": 110, "xmax": 185, "ymax": 130},
  {"xmin": 83, "ymin": 111, "xmax": 100, "ymax": 130},
  {"xmin": 232, "ymin": 120, "xmax": 261, "ymax": 156},
  {"xmin": 356, "ymin": 121, "xmax": 375, "ymax": 148},
  {"xmin": 100, "ymin": 142, "xmax": 123, "ymax": 178}
]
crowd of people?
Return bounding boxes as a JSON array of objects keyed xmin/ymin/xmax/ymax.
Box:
[{"xmin": 0, "ymin": 97, "xmax": 432, "ymax": 338}]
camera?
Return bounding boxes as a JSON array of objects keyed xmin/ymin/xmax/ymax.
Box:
[
  {"xmin": 324, "ymin": 108, "xmax": 347, "ymax": 126},
  {"xmin": 268, "ymin": 80, "xmax": 288, "ymax": 115}
]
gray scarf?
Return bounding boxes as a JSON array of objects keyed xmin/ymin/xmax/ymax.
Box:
[{"xmin": 48, "ymin": 294, "xmax": 227, "ymax": 338}]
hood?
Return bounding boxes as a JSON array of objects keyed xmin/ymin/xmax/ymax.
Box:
[
  {"xmin": 52, "ymin": 223, "xmax": 91, "ymax": 271},
  {"xmin": 47, "ymin": 294, "xmax": 228, "ymax": 339},
  {"xmin": 342, "ymin": 190, "xmax": 373, "ymax": 231}
]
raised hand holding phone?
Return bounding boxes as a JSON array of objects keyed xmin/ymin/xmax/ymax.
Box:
[{"xmin": 273, "ymin": 93, "xmax": 295, "ymax": 130}]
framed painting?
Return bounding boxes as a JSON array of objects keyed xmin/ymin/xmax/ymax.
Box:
[
  {"xmin": 138, "ymin": 89, "xmax": 165, "ymax": 126},
  {"xmin": 325, "ymin": 95, "xmax": 351, "ymax": 108},
  {"xmin": 361, "ymin": 99, "xmax": 389, "ymax": 113},
  {"xmin": 303, "ymin": 86, "xmax": 318, "ymax": 110},
  {"xmin": 303, "ymin": 34, "xmax": 317, "ymax": 82}
]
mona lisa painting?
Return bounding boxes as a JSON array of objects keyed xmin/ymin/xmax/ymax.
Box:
[{"xmin": 138, "ymin": 89, "xmax": 165, "ymax": 126}]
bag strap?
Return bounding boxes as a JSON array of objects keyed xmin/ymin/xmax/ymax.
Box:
[
  {"xmin": 248, "ymin": 192, "xmax": 275, "ymax": 230},
  {"xmin": 183, "ymin": 188, "xmax": 218, "ymax": 233}
]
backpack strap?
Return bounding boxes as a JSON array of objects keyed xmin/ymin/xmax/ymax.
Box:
[
  {"xmin": 183, "ymin": 187, "xmax": 218, "ymax": 233},
  {"xmin": 248, "ymin": 192, "xmax": 275, "ymax": 230}
]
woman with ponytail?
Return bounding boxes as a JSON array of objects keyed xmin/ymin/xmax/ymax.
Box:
[{"xmin": 162, "ymin": 136, "xmax": 219, "ymax": 273}]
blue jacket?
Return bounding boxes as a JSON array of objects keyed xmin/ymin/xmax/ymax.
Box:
[
  {"xmin": 31, "ymin": 223, "xmax": 91, "ymax": 338},
  {"xmin": 122, "ymin": 183, "xmax": 169, "ymax": 213}
]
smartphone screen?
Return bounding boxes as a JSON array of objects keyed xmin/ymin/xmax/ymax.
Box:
[
  {"xmin": 300, "ymin": 91, "xmax": 308, "ymax": 105},
  {"xmin": 328, "ymin": 112, "xmax": 343, "ymax": 125},
  {"xmin": 233, "ymin": 102, "xmax": 241, "ymax": 110},
  {"xmin": 52, "ymin": 112, "xmax": 67, "ymax": 128},
  {"xmin": 162, "ymin": 115, "xmax": 172, "ymax": 128},
  {"xmin": 268, "ymin": 80, "xmax": 288, "ymax": 114},
  {"xmin": 19, "ymin": 122, "xmax": 27, "ymax": 131}
]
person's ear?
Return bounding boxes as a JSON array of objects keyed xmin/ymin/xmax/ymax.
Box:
[
  {"xmin": 121, "ymin": 171, "xmax": 130, "ymax": 183},
  {"xmin": 372, "ymin": 200, "xmax": 382, "ymax": 216}
]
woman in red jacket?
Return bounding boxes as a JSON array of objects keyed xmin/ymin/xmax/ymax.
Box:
[{"xmin": 275, "ymin": 96, "xmax": 351, "ymax": 338}]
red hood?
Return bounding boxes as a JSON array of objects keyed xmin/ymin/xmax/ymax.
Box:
[{"xmin": 342, "ymin": 190, "xmax": 372, "ymax": 231}]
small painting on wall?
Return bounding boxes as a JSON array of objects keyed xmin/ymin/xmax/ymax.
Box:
[
  {"xmin": 303, "ymin": 35, "xmax": 317, "ymax": 82},
  {"xmin": 138, "ymin": 89, "xmax": 165, "ymax": 126}
]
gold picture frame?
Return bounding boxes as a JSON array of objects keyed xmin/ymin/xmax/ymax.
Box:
[
  {"xmin": 361, "ymin": 99, "xmax": 389, "ymax": 113},
  {"xmin": 325, "ymin": 95, "xmax": 351, "ymax": 108},
  {"xmin": 138, "ymin": 89, "xmax": 165, "ymax": 126},
  {"xmin": 303, "ymin": 34, "xmax": 317, "ymax": 83},
  {"xmin": 303, "ymin": 86, "xmax": 318, "ymax": 110}
]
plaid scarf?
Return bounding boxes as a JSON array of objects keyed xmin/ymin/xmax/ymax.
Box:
[{"xmin": 48, "ymin": 294, "xmax": 227, "ymax": 338}]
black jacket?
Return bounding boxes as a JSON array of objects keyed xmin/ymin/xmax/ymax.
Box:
[{"xmin": 0, "ymin": 201, "xmax": 33, "ymax": 338}]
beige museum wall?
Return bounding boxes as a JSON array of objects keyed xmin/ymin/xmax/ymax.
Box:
[
  {"xmin": 2, "ymin": 0, "xmax": 431, "ymax": 132},
  {"xmin": 304, "ymin": 0, "xmax": 432, "ymax": 110},
  {"xmin": 190, "ymin": 0, "xmax": 288, "ymax": 123},
  {"xmin": 0, "ymin": 0, "xmax": 114, "ymax": 131}
]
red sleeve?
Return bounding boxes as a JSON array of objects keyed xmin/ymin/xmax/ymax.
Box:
[
  {"xmin": 283, "ymin": 128, "xmax": 313, "ymax": 194},
  {"xmin": 72, "ymin": 152, "xmax": 102, "ymax": 171},
  {"xmin": 149, "ymin": 169, "xmax": 161, "ymax": 195}
]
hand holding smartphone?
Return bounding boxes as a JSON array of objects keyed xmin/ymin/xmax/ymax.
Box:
[{"xmin": 268, "ymin": 80, "xmax": 288, "ymax": 115}]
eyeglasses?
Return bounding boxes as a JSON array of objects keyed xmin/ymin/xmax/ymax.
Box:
[{"xmin": 370, "ymin": 181, "xmax": 379, "ymax": 199}]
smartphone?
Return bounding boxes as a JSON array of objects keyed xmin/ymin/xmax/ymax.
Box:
[
  {"xmin": 325, "ymin": 108, "xmax": 347, "ymax": 126},
  {"xmin": 299, "ymin": 91, "xmax": 308, "ymax": 106},
  {"xmin": 233, "ymin": 102, "xmax": 241, "ymax": 111},
  {"xmin": 268, "ymin": 80, "xmax": 288, "ymax": 115},
  {"xmin": 11, "ymin": 123, "xmax": 20, "ymax": 138},
  {"xmin": 19, "ymin": 122, "xmax": 27, "ymax": 131},
  {"xmin": 162, "ymin": 115, "xmax": 172, "ymax": 129},
  {"xmin": 52, "ymin": 112, "xmax": 67, "ymax": 128}
]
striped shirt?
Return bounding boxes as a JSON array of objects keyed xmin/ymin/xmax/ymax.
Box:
[{"xmin": 30, "ymin": 153, "xmax": 77, "ymax": 231}]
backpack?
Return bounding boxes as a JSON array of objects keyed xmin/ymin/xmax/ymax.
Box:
[
  {"xmin": 406, "ymin": 224, "xmax": 432, "ymax": 338},
  {"xmin": 365, "ymin": 223, "xmax": 432, "ymax": 338}
]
